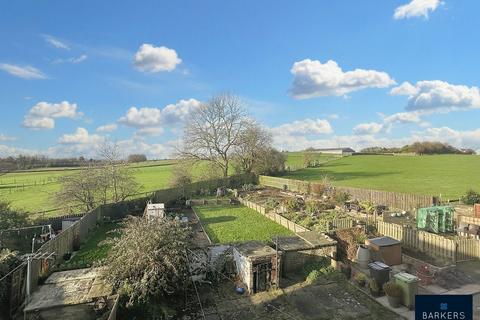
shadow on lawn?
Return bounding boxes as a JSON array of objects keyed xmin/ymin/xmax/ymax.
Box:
[{"xmin": 201, "ymin": 216, "xmax": 237, "ymax": 224}]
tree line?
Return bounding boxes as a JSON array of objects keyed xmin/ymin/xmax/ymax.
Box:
[
  {"xmin": 0, "ymin": 154, "xmax": 149, "ymax": 176},
  {"xmin": 360, "ymin": 141, "xmax": 476, "ymax": 155}
]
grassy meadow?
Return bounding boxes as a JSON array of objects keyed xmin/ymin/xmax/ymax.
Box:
[
  {"xmin": 194, "ymin": 205, "xmax": 293, "ymax": 243},
  {"xmin": 284, "ymin": 152, "xmax": 341, "ymax": 168},
  {"xmin": 284, "ymin": 154, "xmax": 480, "ymax": 198},
  {"xmin": 0, "ymin": 160, "xmax": 175, "ymax": 219},
  {"xmin": 2, "ymin": 152, "xmax": 479, "ymax": 219}
]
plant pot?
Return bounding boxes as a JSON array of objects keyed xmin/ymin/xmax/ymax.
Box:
[
  {"xmin": 369, "ymin": 288, "xmax": 380, "ymax": 297},
  {"xmin": 387, "ymin": 295, "xmax": 401, "ymax": 308}
]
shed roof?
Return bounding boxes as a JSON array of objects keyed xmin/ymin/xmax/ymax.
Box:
[
  {"xmin": 276, "ymin": 232, "xmax": 336, "ymax": 252},
  {"xmin": 24, "ymin": 268, "xmax": 112, "ymax": 312},
  {"xmin": 367, "ymin": 236, "xmax": 401, "ymax": 247},
  {"xmin": 147, "ymin": 203, "xmax": 165, "ymax": 210},
  {"xmin": 235, "ymin": 241, "xmax": 276, "ymax": 258}
]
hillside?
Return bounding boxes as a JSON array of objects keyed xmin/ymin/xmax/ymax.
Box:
[{"xmin": 284, "ymin": 154, "xmax": 480, "ymax": 198}]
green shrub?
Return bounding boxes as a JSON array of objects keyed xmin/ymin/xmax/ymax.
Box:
[
  {"xmin": 333, "ymin": 191, "xmax": 350, "ymax": 205},
  {"xmin": 299, "ymin": 216, "xmax": 316, "ymax": 228},
  {"xmin": 462, "ymin": 189, "xmax": 480, "ymax": 205},
  {"xmin": 305, "ymin": 200, "xmax": 322, "ymax": 214},
  {"xmin": 283, "ymin": 198, "xmax": 304, "ymax": 211},
  {"xmin": 383, "ymin": 281, "xmax": 403, "ymax": 298},
  {"xmin": 354, "ymin": 272, "xmax": 367, "ymax": 287},
  {"xmin": 369, "ymin": 280, "xmax": 380, "ymax": 296},
  {"xmin": 304, "ymin": 265, "xmax": 337, "ymax": 284},
  {"xmin": 265, "ymin": 198, "xmax": 280, "ymax": 210}
]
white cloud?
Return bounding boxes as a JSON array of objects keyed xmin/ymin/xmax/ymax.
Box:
[
  {"xmin": 390, "ymin": 80, "xmax": 480, "ymax": 111},
  {"xmin": 54, "ymin": 54, "xmax": 88, "ymax": 64},
  {"xmin": 0, "ymin": 134, "xmax": 16, "ymax": 142},
  {"xmin": 133, "ymin": 44, "xmax": 182, "ymax": 73},
  {"xmin": 271, "ymin": 119, "xmax": 333, "ymax": 136},
  {"xmin": 119, "ymin": 107, "xmax": 163, "ymax": 128},
  {"xmin": 0, "ymin": 144, "xmax": 38, "ymax": 157},
  {"xmin": 424, "ymin": 127, "xmax": 480, "ymax": 149},
  {"xmin": 383, "ymin": 111, "xmax": 423, "ymax": 124},
  {"xmin": 394, "ymin": 0, "xmax": 442, "ymax": 20},
  {"xmin": 118, "ymin": 99, "xmax": 201, "ymax": 137},
  {"xmin": 162, "ymin": 99, "xmax": 202, "ymax": 122},
  {"xmin": 0, "ymin": 63, "xmax": 47, "ymax": 79},
  {"xmin": 58, "ymin": 127, "xmax": 102, "ymax": 145},
  {"xmin": 22, "ymin": 117, "xmax": 55, "ymax": 130},
  {"xmin": 42, "ymin": 34, "xmax": 70, "ymax": 50},
  {"xmin": 22, "ymin": 101, "xmax": 82, "ymax": 130},
  {"xmin": 135, "ymin": 127, "xmax": 165, "ymax": 137},
  {"xmin": 290, "ymin": 59, "xmax": 395, "ymax": 99},
  {"xmin": 353, "ymin": 122, "xmax": 384, "ymax": 135},
  {"xmin": 96, "ymin": 123, "xmax": 118, "ymax": 133}
]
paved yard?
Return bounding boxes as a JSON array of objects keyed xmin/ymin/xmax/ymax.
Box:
[{"xmin": 191, "ymin": 280, "xmax": 402, "ymax": 320}]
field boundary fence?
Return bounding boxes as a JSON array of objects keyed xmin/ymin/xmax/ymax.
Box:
[
  {"xmin": 238, "ymin": 198, "xmax": 310, "ymax": 233},
  {"xmin": 259, "ymin": 175, "xmax": 437, "ymax": 211}
]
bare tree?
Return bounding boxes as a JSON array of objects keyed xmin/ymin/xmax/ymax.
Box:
[
  {"xmin": 98, "ymin": 141, "xmax": 140, "ymax": 202},
  {"xmin": 233, "ymin": 123, "xmax": 273, "ymax": 173},
  {"xmin": 180, "ymin": 94, "xmax": 251, "ymax": 177},
  {"xmin": 56, "ymin": 141, "xmax": 141, "ymax": 212},
  {"xmin": 56, "ymin": 166, "xmax": 107, "ymax": 212}
]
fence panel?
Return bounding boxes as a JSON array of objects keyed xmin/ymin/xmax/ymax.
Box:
[
  {"xmin": 238, "ymin": 198, "xmax": 309, "ymax": 233},
  {"xmin": 258, "ymin": 175, "xmax": 436, "ymax": 211},
  {"xmin": 375, "ymin": 221, "xmax": 480, "ymax": 262}
]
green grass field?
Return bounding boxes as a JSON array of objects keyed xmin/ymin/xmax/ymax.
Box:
[
  {"xmin": 0, "ymin": 160, "xmax": 175, "ymax": 218},
  {"xmin": 194, "ymin": 204, "xmax": 293, "ymax": 244},
  {"xmin": 284, "ymin": 152, "xmax": 340, "ymax": 168},
  {"xmin": 284, "ymin": 154, "xmax": 480, "ymax": 198},
  {"xmin": 60, "ymin": 222, "xmax": 121, "ymax": 270}
]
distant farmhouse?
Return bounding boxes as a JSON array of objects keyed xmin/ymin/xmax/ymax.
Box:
[{"xmin": 311, "ymin": 147, "xmax": 355, "ymax": 156}]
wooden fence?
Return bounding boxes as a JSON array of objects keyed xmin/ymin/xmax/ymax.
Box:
[
  {"xmin": 187, "ymin": 199, "xmax": 232, "ymax": 206},
  {"xmin": 328, "ymin": 218, "xmax": 355, "ymax": 232},
  {"xmin": 457, "ymin": 215, "xmax": 480, "ymax": 226},
  {"xmin": 238, "ymin": 198, "xmax": 309, "ymax": 233},
  {"xmin": 376, "ymin": 221, "xmax": 480, "ymax": 262},
  {"xmin": 259, "ymin": 175, "xmax": 436, "ymax": 211}
]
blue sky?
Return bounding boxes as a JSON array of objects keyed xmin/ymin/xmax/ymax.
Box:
[{"xmin": 1, "ymin": 0, "xmax": 480, "ymax": 158}]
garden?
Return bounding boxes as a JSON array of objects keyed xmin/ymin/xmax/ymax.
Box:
[
  {"xmin": 59, "ymin": 221, "xmax": 122, "ymax": 270},
  {"xmin": 241, "ymin": 186, "xmax": 354, "ymax": 232},
  {"xmin": 193, "ymin": 204, "xmax": 293, "ymax": 244}
]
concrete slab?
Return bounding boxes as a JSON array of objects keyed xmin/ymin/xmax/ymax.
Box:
[
  {"xmin": 376, "ymin": 295, "xmax": 414, "ymax": 320},
  {"xmin": 24, "ymin": 268, "xmax": 111, "ymax": 313},
  {"xmin": 423, "ymin": 284, "xmax": 449, "ymax": 294}
]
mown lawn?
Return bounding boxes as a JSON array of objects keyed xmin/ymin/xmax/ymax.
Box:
[
  {"xmin": 61, "ymin": 222, "xmax": 122, "ymax": 270},
  {"xmin": 194, "ymin": 205, "xmax": 293, "ymax": 244},
  {"xmin": 283, "ymin": 155, "xmax": 480, "ymax": 198}
]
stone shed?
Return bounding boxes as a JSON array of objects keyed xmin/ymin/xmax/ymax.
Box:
[
  {"xmin": 276, "ymin": 231, "xmax": 337, "ymax": 275},
  {"xmin": 233, "ymin": 241, "xmax": 281, "ymax": 294},
  {"xmin": 24, "ymin": 268, "xmax": 118, "ymax": 320}
]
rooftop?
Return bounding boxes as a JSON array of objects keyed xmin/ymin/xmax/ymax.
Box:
[
  {"xmin": 24, "ymin": 268, "xmax": 112, "ymax": 313},
  {"xmin": 276, "ymin": 232, "xmax": 336, "ymax": 251},
  {"xmin": 235, "ymin": 241, "xmax": 277, "ymax": 258}
]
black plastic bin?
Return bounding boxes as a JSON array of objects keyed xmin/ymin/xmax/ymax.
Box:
[{"xmin": 368, "ymin": 261, "xmax": 391, "ymax": 287}]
